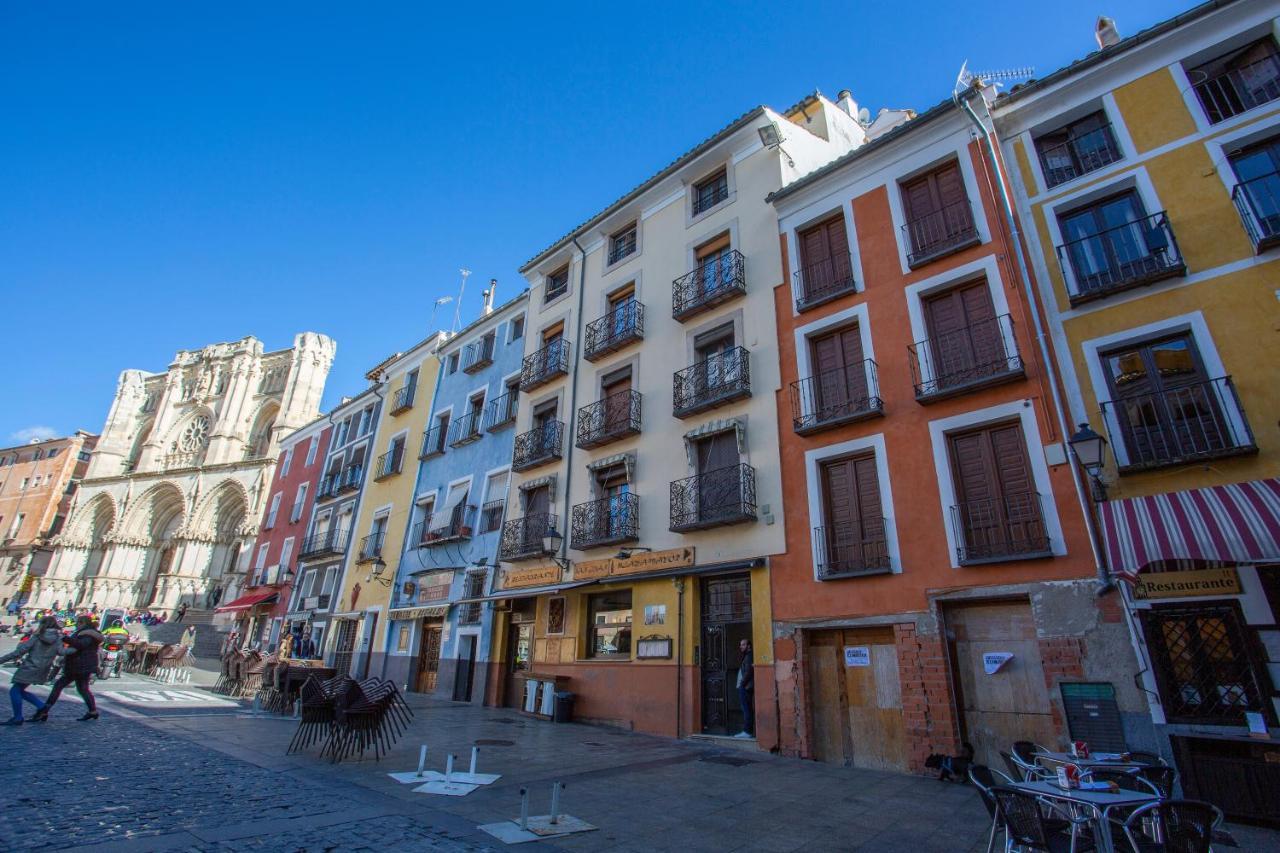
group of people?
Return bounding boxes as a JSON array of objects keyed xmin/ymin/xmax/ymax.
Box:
[{"xmin": 0, "ymin": 614, "xmax": 104, "ymax": 725}]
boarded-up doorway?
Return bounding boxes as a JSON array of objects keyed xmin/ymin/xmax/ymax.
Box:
[
  {"xmin": 806, "ymin": 627, "xmax": 908, "ymax": 771},
  {"xmin": 945, "ymin": 600, "xmax": 1057, "ymax": 769}
]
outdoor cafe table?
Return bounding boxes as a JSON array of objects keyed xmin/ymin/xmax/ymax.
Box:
[
  {"xmin": 1013, "ymin": 779, "xmax": 1159, "ymax": 853},
  {"xmin": 1034, "ymin": 750, "xmax": 1153, "ymax": 771}
]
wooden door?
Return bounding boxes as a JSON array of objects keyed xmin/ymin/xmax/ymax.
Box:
[
  {"xmin": 700, "ymin": 574, "xmax": 753, "ymax": 735},
  {"xmin": 946, "ymin": 602, "xmax": 1058, "ymax": 769},
  {"xmin": 696, "ymin": 431, "xmax": 738, "ymax": 523},
  {"xmin": 798, "ymin": 215, "xmax": 851, "ymax": 298},
  {"xmin": 949, "ymin": 423, "xmax": 1042, "ymax": 557},
  {"xmin": 807, "ymin": 627, "xmax": 908, "ymax": 771},
  {"xmin": 819, "ymin": 454, "xmax": 884, "ymax": 573},
  {"xmin": 924, "ymin": 281, "xmax": 998, "ymax": 387},
  {"xmin": 810, "ymin": 326, "xmax": 867, "ymax": 417},
  {"xmin": 504, "ymin": 622, "xmax": 533, "ymax": 708},
  {"xmin": 414, "ymin": 624, "xmax": 443, "ymax": 693}
]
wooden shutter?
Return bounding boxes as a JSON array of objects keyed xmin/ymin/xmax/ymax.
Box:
[
  {"xmin": 810, "ymin": 326, "xmax": 867, "ymax": 413},
  {"xmin": 902, "ymin": 175, "xmax": 939, "ymax": 222},
  {"xmin": 525, "ymin": 486, "xmax": 549, "ymax": 516},
  {"xmin": 949, "ymin": 423, "xmax": 1038, "ymax": 556},
  {"xmin": 821, "ymin": 454, "xmax": 883, "ymax": 569},
  {"xmin": 698, "ymin": 431, "xmax": 737, "ymax": 474},
  {"xmin": 925, "ymin": 281, "xmax": 998, "ymax": 386}
]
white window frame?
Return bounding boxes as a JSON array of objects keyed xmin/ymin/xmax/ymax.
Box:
[
  {"xmin": 255, "ymin": 543, "xmax": 270, "ymax": 571},
  {"xmin": 1018, "ymin": 93, "xmax": 1135, "ymax": 198},
  {"xmin": 886, "ymin": 143, "xmax": 993, "ymax": 275},
  {"xmin": 265, "ymin": 493, "xmax": 282, "ymax": 529},
  {"xmin": 279, "ymin": 537, "xmax": 295, "ymax": 576},
  {"xmin": 783, "ymin": 201, "xmax": 863, "ymax": 315},
  {"xmin": 306, "ymin": 436, "xmax": 320, "ymax": 467},
  {"xmin": 291, "ymin": 483, "xmax": 309, "ymax": 523},
  {"xmin": 804, "ymin": 433, "xmax": 901, "ymax": 577},
  {"xmin": 279, "ymin": 448, "xmax": 293, "ymax": 478},
  {"xmin": 792, "ymin": 301, "xmax": 876, "ymax": 426}
]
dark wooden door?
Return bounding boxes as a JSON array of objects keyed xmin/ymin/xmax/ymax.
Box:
[
  {"xmin": 696, "ymin": 431, "xmax": 738, "ymax": 523},
  {"xmin": 810, "ymin": 326, "xmax": 867, "ymax": 418},
  {"xmin": 602, "ymin": 373, "xmax": 633, "ymax": 434},
  {"xmin": 504, "ymin": 622, "xmax": 533, "ymax": 708},
  {"xmin": 925, "ymin": 281, "xmax": 999, "ymax": 388},
  {"xmin": 414, "ymin": 624, "xmax": 442, "ymax": 693},
  {"xmin": 453, "ymin": 634, "xmax": 477, "ymax": 702},
  {"xmin": 798, "ymin": 215, "xmax": 852, "ymax": 299},
  {"xmin": 700, "ymin": 574, "xmax": 753, "ymax": 736},
  {"xmin": 820, "ymin": 454, "xmax": 884, "ymax": 573},
  {"xmin": 949, "ymin": 423, "xmax": 1043, "ymax": 558}
]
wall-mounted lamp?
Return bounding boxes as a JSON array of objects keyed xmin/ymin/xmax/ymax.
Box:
[
  {"xmin": 541, "ymin": 526, "xmax": 571, "ymax": 571},
  {"xmin": 1068, "ymin": 422, "xmax": 1109, "ymax": 502},
  {"xmin": 757, "ymin": 122, "xmax": 795, "ymax": 167},
  {"xmin": 366, "ymin": 558, "xmax": 392, "ymax": 587}
]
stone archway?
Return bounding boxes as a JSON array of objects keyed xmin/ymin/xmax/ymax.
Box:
[{"xmin": 187, "ymin": 478, "xmax": 252, "ymax": 610}]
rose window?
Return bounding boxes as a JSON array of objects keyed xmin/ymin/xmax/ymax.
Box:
[{"xmin": 179, "ymin": 416, "xmax": 211, "ymax": 452}]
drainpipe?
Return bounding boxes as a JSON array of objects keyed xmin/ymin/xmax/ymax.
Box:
[
  {"xmin": 674, "ymin": 577, "xmax": 685, "ymax": 739},
  {"xmin": 954, "ymin": 88, "xmax": 1111, "ymax": 593},
  {"xmin": 560, "ymin": 238, "xmax": 590, "ymax": 567}
]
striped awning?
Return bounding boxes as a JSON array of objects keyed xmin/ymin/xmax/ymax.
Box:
[{"xmin": 1100, "ymin": 478, "xmax": 1280, "ymax": 574}]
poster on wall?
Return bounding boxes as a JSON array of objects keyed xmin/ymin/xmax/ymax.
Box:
[
  {"xmin": 644, "ymin": 604, "xmax": 666, "ymax": 625},
  {"xmin": 844, "ymin": 646, "xmax": 870, "ymax": 667},
  {"xmin": 983, "ymin": 652, "xmax": 1014, "ymax": 675}
]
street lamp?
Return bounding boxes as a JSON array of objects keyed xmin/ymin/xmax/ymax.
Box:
[
  {"xmin": 542, "ymin": 525, "xmax": 570, "ymax": 570},
  {"xmin": 366, "ymin": 558, "xmax": 392, "ymax": 587},
  {"xmin": 1068, "ymin": 422, "xmax": 1109, "ymax": 502}
]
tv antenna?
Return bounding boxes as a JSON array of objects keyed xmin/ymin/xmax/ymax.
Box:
[
  {"xmin": 955, "ymin": 60, "xmax": 1034, "ymax": 95},
  {"xmin": 452, "ymin": 268, "xmax": 471, "ymax": 334}
]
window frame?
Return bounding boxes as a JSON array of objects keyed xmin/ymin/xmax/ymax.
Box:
[{"xmin": 585, "ymin": 589, "xmax": 633, "ymax": 660}]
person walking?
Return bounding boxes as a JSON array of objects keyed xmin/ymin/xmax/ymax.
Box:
[
  {"xmin": 0, "ymin": 615, "xmax": 63, "ymax": 725},
  {"xmin": 175, "ymin": 602, "xmax": 188, "ymax": 623},
  {"xmin": 32, "ymin": 614, "xmax": 104, "ymax": 722},
  {"xmin": 734, "ymin": 638, "xmax": 755, "ymax": 739}
]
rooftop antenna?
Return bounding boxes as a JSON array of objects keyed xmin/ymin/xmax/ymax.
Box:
[
  {"xmin": 430, "ymin": 296, "xmax": 453, "ymax": 331},
  {"xmin": 452, "ymin": 269, "xmax": 471, "ymax": 334},
  {"xmin": 955, "ymin": 60, "xmax": 1034, "ymax": 95}
]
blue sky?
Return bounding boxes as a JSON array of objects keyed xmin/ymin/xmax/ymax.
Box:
[{"xmin": 0, "ymin": 0, "xmax": 1182, "ymax": 443}]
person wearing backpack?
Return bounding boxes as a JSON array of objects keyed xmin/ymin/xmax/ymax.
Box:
[{"xmin": 0, "ymin": 615, "xmax": 63, "ymax": 725}]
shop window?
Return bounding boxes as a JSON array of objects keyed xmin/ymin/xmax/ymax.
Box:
[
  {"xmin": 547, "ymin": 596, "xmax": 566, "ymax": 634},
  {"xmin": 587, "ymin": 590, "xmax": 632, "ymax": 659}
]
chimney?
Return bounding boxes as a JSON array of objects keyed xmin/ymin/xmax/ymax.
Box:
[
  {"xmin": 836, "ymin": 89, "xmax": 857, "ymax": 118},
  {"xmin": 482, "ymin": 278, "xmax": 497, "ymax": 315},
  {"xmin": 1095, "ymin": 16, "xmax": 1120, "ymax": 49}
]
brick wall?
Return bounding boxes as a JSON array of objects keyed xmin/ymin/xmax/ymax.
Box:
[
  {"xmin": 895, "ymin": 623, "xmax": 962, "ymax": 773},
  {"xmin": 1038, "ymin": 635, "xmax": 1086, "ymax": 732}
]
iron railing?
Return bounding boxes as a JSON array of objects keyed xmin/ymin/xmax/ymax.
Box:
[
  {"xmin": 512, "ymin": 420, "xmax": 563, "ymax": 471},
  {"xmin": 498, "ymin": 512, "xmax": 557, "ymax": 561},
  {"xmin": 374, "ymin": 447, "xmax": 403, "ymax": 480},
  {"xmin": 950, "ymin": 491, "xmax": 1052, "ymax": 565},
  {"xmin": 584, "ymin": 300, "xmax": 644, "ymax": 360},
  {"xmin": 902, "ymin": 199, "xmax": 979, "ymax": 267},
  {"xmin": 316, "ymin": 474, "xmax": 340, "ymax": 501},
  {"xmin": 607, "ymin": 230, "xmax": 637, "ymax": 265},
  {"xmin": 673, "ymin": 346, "xmax": 751, "ymax": 418},
  {"xmin": 790, "ymin": 360, "xmax": 883, "ymax": 434},
  {"xmin": 459, "ymin": 573, "xmax": 486, "ymax": 625},
  {"xmin": 908, "ymin": 314, "xmax": 1022, "ymax": 401},
  {"xmin": 462, "ymin": 337, "xmax": 496, "ymax": 373},
  {"xmin": 1192, "ymin": 51, "xmax": 1280, "ymax": 124},
  {"xmin": 1055, "ymin": 211, "xmax": 1185, "ymax": 304},
  {"xmin": 544, "ymin": 272, "xmax": 569, "ymax": 303},
  {"xmin": 480, "ymin": 499, "xmax": 505, "ymax": 533},
  {"xmin": 414, "ymin": 504, "xmax": 476, "ymax": 546},
  {"xmin": 814, "ymin": 526, "xmax": 890, "ymax": 579},
  {"xmin": 520, "ymin": 339, "xmax": 571, "ymax": 391},
  {"xmin": 420, "ymin": 425, "xmax": 447, "ymax": 459},
  {"xmin": 448, "ymin": 411, "xmax": 483, "ymax": 447},
  {"xmin": 336, "ymin": 464, "xmax": 364, "ymax": 494},
  {"xmin": 299, "ymin": 528, "xmax": 348, "ymax": 559},
  {"xmin": 794, "ymin": 253, "xmax": 856, "ymax": 311},
  {"xmin": 1101, "ymin": 376, "xmax": 1257, "ymax": 473},
  {"xmin": 1036, "ymin": 123, "xmax": 1123, "ymax": 188},
  {"xmin": 390, "ymin": 383, "xmax": 416, "ymax": 414},
  {"xmin": 692, "ymin": 178, "xmax": 730, "ymax": 215},
  {"xmin": 483, "ymin": 392, "xmax": 518, "ymax": 431},
  {"xmin": 669, "ymin": 464, "xmax": 757, "ymax": 532},
  {"xmin": 672, "ymin": 249, "xmax": 746, "ymax": 320},
  {"xmin": 577, "ymin": 390, "xmax": 642, "ymax": 449},
  {"xmin": 1232, "ymin": 172, "xmax": 1280, "ymax": 253},
  {"xmin": 571, "ymin": 493, "xmax": 639, "ymax": 549},
  {"xmin": 357, "ymin": 530, "xmax": 385, "ymax": 563}
]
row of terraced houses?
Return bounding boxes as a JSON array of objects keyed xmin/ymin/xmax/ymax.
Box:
[{"xmin": 29, "ymin": 0, "xmax": 1280, "ymax": 823}]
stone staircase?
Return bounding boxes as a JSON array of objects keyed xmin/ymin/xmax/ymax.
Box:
[{"xmin": 141, "ymin": 609, "xmax": 226, "ymax": 662}]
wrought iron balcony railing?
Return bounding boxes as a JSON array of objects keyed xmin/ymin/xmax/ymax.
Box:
[
  {"xmin": 1193, "ymin": 52, "xmax": 1280, "ymax": 125},
  {"xmin": 1232, "ymin": 172, "xmax": 1280, "ymax": 253},
  {"xmin": 908, "ymin": 314, "xmax": 1023, "ymax": 401},
  {"xmin": 1101, "ymin": 376, "xmax": 1257, "ymax": 473},
  {"xmin": 480, "ymin": 498, "xmax": 505, "ymax": 533},
  {"xmin": 672, "ymin": 249, "xmax": 746, "ymax": 321},
  {"xmin": 414, "ymin": 503, "xmax": 476, "ymax": 546},
  {"xmin": 814, "ymin": 526, "xmax": 890, "ymax": 579},
  {"xmin": 512, "ymin": 420, "xmax": 564, "ymax": 472},
  {"xmin": 584, "ymin": 301, "xmax": 644, "ymax": 360},
  {"xmin": 794, "ymin": 253, "xmax": 856, "ymax": 311},
  {"xmin": 336, "ymin": 465, "xmax": 364, "ymax": 494},
  {"xmin": 692, "ymin": 179, "xmax": 730, "ymax": 215},
  {"xmin": 357, "ymin": 530, "xmax": 385, "ymax": 563},
  {"xmin": 462, "ymin": 337, "xmax": 495, "ymax": 373},
  {"xmin": 790, "ymin": 359, "xmax": 883, "ymax": 434},
  {"xmin": 1036, "ymin": 123, "xmax": 1123, "ymax": 188},
  {"xmin": 950, "ymin": 491, "xmax": 1052, "ymax": 566},
  {"xmin": 420, "ymin": 425, "xmax": 447, "ymax": 459},
  {"xmin": 483, "ymin": 391, "xmax": 518, "ymax": 431},
  {"xmin": 520, "ymin": 339, "xmax": 571, "ymax": 392},
  {"xmin": 669, "ymin": 463, "xmax": 757, "ymax": 532},
  {"xmin": 316, "ymin": 474, "xmax": 340, "ymax": 501},
  {"xmin": 902, "ymin": 200, "xmax": 980, "ymax": 268},
  {"xmin": 298, "ymin": 528, "xmax": 349, "ymax": 560},
  {"xmin": 390, "ymin": 384, "xmax": 415, "ymax": 414},
  {"xmin": 571, "ymin": 493, "xmax": 639, "ymax": 550},
  {"xmin": 498, "ymin": 512, "xmax": 557, "ymax": 561},
  {"xmin": 448, "ymin": 411, "xmax": 483, "ymax": 447},
  {"xmin": 1055, "ymin": 211, "xmax": 1185, "ymax": 304},
  {"xmin": 577, "ymin": 390, "xmax": 641, "ymax": 449},
  {"xmin": 607, "ymin": 231, "xmax": 637, "ymax": 266},
  {"xmin": 373, "ymin": 447, "xmax": 403, "ymax": 480},
  {"xmin": 673, "ymin": 347, "xmax": 751, "ymax": 418}
]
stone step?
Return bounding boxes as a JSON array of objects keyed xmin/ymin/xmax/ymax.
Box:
[{"xmin": 685, "ymin": 733, "xmax": 761, "ymax": 753}]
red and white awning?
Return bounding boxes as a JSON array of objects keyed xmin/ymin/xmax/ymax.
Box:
[
  {"xmin": 1100, "ymin": 478, "xmax": 1280, "ymax": 575},
  {"xmin": 214, "ymin": 590, "xmax": 279, "ymax": 613}
]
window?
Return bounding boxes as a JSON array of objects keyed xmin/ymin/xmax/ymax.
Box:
[
  {"xmin": 1189, "ymin": 37, "xmax": 1280, "ymax": 125},
  {"xmin": 947, "ymin": 422, "xmax": 1050, "ymax": 564},
  {"xmin": 607, "ymin": 223, "xmax": 638, "ymax": 265},
  {"xmin": 547, "ymin": 597, "xmax": 566, "ymax": 634},
  {"xmin": 32, "ymin": 449, "xmax": 42, "ymax": 461},
  {"xmin": 796, "ymin": 214, "xmax": 855, "ymax": 308},
  {"xmin": 510, "ymin": 315, "xmax": 525, "ymax": 341},
  {"xmin": 265, "ymin": 493, "xmax": 282, "ymax": 529},
  {"xmin": 545, "ymin": 266, "xmax": 569, "ymax": 303},
  {"xmin": 78, "ymin": 451, "xmax": 91, "ymax": 462},
  {"xmin": 461, "ymin": 572, "xmax": 486, "ymax": 624},
  {"xmin": 306, "ymin": 436, "xmax": 320, "ymax": 467},
  {"xmin": 19, "ymin": 478, "xmax": 28, "ymax": 491},
  {"xmin": 1034, "ymin": 111, "xmax": 1121, "ymax": 187},
  {"xmin": 396, "ymin": 625, "xmax": 411, "ymax": 652},
  {"xmin": 1056, "ymin": 191, "xmax": 1182, "ymax": 301},
  {"xmin": 291, "ymin": 483, "xmax": 309, "ymax": 522},
  {"xmin": 802, "ymin": 324, "xmax": 871, "ymax": 429},
  {"xmin": 693, "ymin": 168, "xmax": 729, "ymax": 215},
  {"xmin": 817, "ymin": 454, "xmax": 887, "ymax": 578},
  {"xmin": 255, "ymin": 543, "xmax": 270, "ymax": 571},
  {"xmin": 47, "ymin": 448, "xmax": 59, "ymax": 459},
  {"xmin": 900, "ymin": 161, "xmax": 977, "ymax": 266},
  {"xmin": 587, "ymin": 590, "xmax": 632, "ymax": 659},
  {"xmin": 334, "ymin": 419, "xmax": 350, "ymax": 448},
  {"xmin": 300, "ymin": 569, "xmax": 317, "ymax": 600},
  {"xmin": 279, "ymin": 449, "xmax": 293, "ymax": 478},
  {"xmin": 7, "ymin": 513, "xmax": 25, "ymax": 539},
  {"xmin": 279, "ymin": 537, "xmax": 295, "ymax": 575},
  {"xmin": 358, "ymin": 407, "xmax": 374, "ymax": 436},
  {"xmin": 1229, "ymin": 136, "xmax": 1280, "ymax": 249},
  {"xmin": 321, "ymin": 566, "xmax": 338, "ymax": 596},
  {"xmin": 917, "ymin": 279, "xmax": 1015, "ymax": 396}
]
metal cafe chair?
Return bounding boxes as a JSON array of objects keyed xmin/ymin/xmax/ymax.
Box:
[
  {"xmin": 1003, "ymin": 749, "xmax": 1051, "ymax": 782},
  {"xmin": 970, "ymin": 764, "xmax": 1017, "ymax": 853},
  {"xmin": 1120, "ymin": 799, "xmax": 1221, "ymax": 853},
  {"xmin": 991, "ymin": 786, "xmax": 1096, "ymax": 853}
]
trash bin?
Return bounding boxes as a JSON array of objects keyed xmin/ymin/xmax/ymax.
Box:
[{"xmin": 552, "ymin": 691, "xmax": 575, "ymax": 723}]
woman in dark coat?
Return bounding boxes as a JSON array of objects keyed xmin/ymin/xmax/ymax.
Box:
[
  {"xmin": 33, "ymin": 614, "xmax": 103, "ymax": 721},
  {"xmin": 0, "ymin": 615, "xmax": 63, "ymax": 724}
]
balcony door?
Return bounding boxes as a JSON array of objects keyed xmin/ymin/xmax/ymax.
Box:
[
  {"xmin": 1059, "ymin": 192, "xmax": 1159, "ymax": 291},
  {"xmin": 948, "ymin": 422, "xmax": 1044, "ymax": 561},
  {"xmin": 820, "ymin": 454, "xmax": 884, "ymax": 576},
  {"xmin": 1103, "ymin": 334, "xmax": 1229, "ymax": 466},
  {"xmin": 596, "ymin": 464, "xmax": 631, "ymax": 541},
  {"xmin": 809, "ymin": 325, "xmax": 867, "ymax": 419},
  {"xmin": 1231, "ymin": 137, "xmax": 1280, "ymax": 238},
  {"xmin": 696, "ymin": 235, "xmax": 733, "ymax": 298},
  {"xmin": 609, "ymin": 288, "xmax": 636, "ymax": 338},
  {"xmin": 901, "ymin": 161, "xmax": 972, "ymax": 257},
  {"xmin": 696, "ymin": 431, "xmax": 738, "ymax": 523},
  {"xmin": 798, "ymin": 214, "xmax": 852, "ymax": 302},
  {"xmin": 696, "ymin": 327, "xmax": 739, "ymax": 395},
  {"xmin": 924, "ymin": 280, "xmax": 998, "ymax": 388},
  {"xmin": 601, "ymin": 370, "xmax": 633, "ymax": 436}
]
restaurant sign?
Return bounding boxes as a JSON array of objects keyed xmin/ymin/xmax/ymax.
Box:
[
  {"xmin": 499, "ymin": 564, "xmax": 563, "ymax": 590},
  {"xmin": 1133, "ymin": 567, "xmax": 1241, "ymax": 600},
  {"xmin": 573, "ymin": 547, "xmax": 696, "ymax": 581}
]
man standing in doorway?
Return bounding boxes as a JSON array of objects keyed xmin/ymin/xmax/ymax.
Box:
[{"xmin": 734, "ymin": 638, "xmax": 754, "ymax": 739}]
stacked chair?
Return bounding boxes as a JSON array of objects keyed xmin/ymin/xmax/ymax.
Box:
[{"xmin": 286, "ymin": 674, "xmax": 413, "ymax": 763}]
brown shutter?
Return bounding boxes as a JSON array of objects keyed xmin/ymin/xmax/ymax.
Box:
[
  {"xmin": 902, "ymin": 175, "xmax": 939, "ymax": 222},
  {"xmin": 935, "ymin": 163, "xmax": 967, "ymax": 208},
  {"xmin": 925, "ymin": 281, "xmax": 998, "ymax": 386},
  {"xmin": 821, "ymin": 454, "xmax": 883, "ymax": 569},
  {"xmin": 949, "ymin": 423, "xmax": 1040, "ymax": 556},
  {"xmin": 810, "ymin": 326, "xmax": 867, "ymax": 412},
  {"xmin": 525, "ymin": 486, "xmax": 549, "ymax": 516}
]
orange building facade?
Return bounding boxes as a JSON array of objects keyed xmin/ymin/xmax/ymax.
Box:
[{"xmin": 766, "ymin": 96, "xmax": 1152, "ymax": 773}]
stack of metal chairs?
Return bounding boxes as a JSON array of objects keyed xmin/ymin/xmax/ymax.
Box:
[{"xmin": 286, "ymin": 674, "xmax": 413, "ymax": 763}]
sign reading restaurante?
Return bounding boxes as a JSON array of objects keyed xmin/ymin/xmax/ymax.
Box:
[
  {"xmin": 574, "ymin": 547, "xmax": 695, "ymax": 581},
  {"xmin": 499, "ymin": 564, "xmax": 563, "ymax": 590},
  {"xmin": 1132, "ymin": 567, "xmax": 1241, "ymax": 600}
]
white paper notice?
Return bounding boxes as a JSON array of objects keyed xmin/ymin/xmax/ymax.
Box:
[
  {"xmin": 983, "ymin": 652, "xmax": 1014, "ymax": 675},
  {"xmin": 844, "ymin": 646, "xmax": 870, "ymax": 667}
]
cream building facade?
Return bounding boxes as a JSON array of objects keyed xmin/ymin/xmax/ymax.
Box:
[{"xmin": 35, "ymin": 333, "xmax": 335, "ymax": 614}]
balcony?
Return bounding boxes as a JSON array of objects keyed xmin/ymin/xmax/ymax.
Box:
[
  {"xmin": 1101, "ymin": 376, "xmax": 1258, "ymax": 474},
  {"xmin": 1193, "ymin": 51, "xmax": 1280, "ymax": 125},
  {"xmin": 389, "ymin": 384, "xmax": 415, "ymax": 414},
  {"xmin": 414, "ymin": 504, "xmax": 476, "ymax": 546},
  {"xmin": 584, "ymin": 301, "xmax": 644, "ymax": 361},
  {"xmin": 301, "ymin": 593, "xmax": 331, "ymax": 611},
  {"xmin": 316, "ymin": 474, "xmax": 340, "ymax": 501},
  {"xmin": 520, "ymin": 339, "xmax": 571, "ymax": 392},
  {"xmin": 902, "ymin": 200, "xmax": 980, "ymax": 268},
  {"xmin": 1055, "ymin": 211, "xmax": 1185, "ymax": 305},
  {"xmin": 673, "ymin": 347, "xmax": 751, "ymax": 418},
  {"xmin": 298, "ymin": 528, "xmax": 348, "ymax": 560},
  {"xmin": 1036, "ymin": 123, "xmax": 1123, "ymax": 188},
  {"xmin": 1232, "ymin": 172, "xmax": 1280, "ymax": 253},
  {"xmin": 448, "ymin": 411, "xmax": 483, "ymax": 447},
  {"xmin": 814, "ymin": 526, "xmax": 890, "ymax": 580},
  {"xmin": 576, "ymin": 390, "xmax": 642, "ymax": 450},
  {"xmin": 908, "ymin": 314, "xmax": 1023, "ymax": 402},
  {"xmin": 950, "ymin": 492, "xmax": 1053, "ymax": 566},
  {"xmin": 483, "ymin": 392, "xmax": 518, "ymax": 432},
  {"xmin": 571, "ymin": 494, "xmax": 639, "ymax": 550},
  {"xmin": 373, "ymin": 447, "xmax": 403, "ymax": 481},
  {"xmin": 794, "ymin": 253, "xmax": 857, "ymax": 312},
  {"xmin": 420, "ymin": 425, "xmax": 447, "ymax": 460},
  {"xmin": 669, "ymin": 463, "xmax": 757, "ymax": 532},
  {"xmin": 498, "ymin": 512, "xmax": 557, "ymax": 561},
  {"xmin": 790, "ymin": 360, "xmax": 883, "ymax": 435},
  {"xmin": 672, "ymin": 249, "xmax": 746, "ymax": 321},
  {"xmin": 336, "ymin": 465, "xmax": 364, "ymax": 494},
  {"xmin": 463, "ymin": 338, "xmax": 495, "ymax": 373},
  {"xmin": 512, "ymin": 420, "xmax": 564, "ymax": 472},
  {"xmin": 479, "ymin": 498, "xmax": 505, "ymax": 533},
  {"xmin": 356, "ymin": 531, "xmax": 385, "ymax": 564}
]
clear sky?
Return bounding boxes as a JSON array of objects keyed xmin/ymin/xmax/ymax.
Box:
[{"xmin": 0, "ymin": 0, "xmax": 1183, "ymax": 443}]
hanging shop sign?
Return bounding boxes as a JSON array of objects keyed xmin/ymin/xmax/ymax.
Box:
[
  {"xmin": 573, "ymin": 547, "xmax": 696, "ymax": 583},
  {"xmin": 1132, "ymin": 568, "xmax": 1241, "ymax": 600},
  {"xmin": 573, "ymin": 559, "xmax": 613, "ymax": 581},
  {"xmin": 499, "ymin": 564, "xmax": 563, "ymax": 590}
]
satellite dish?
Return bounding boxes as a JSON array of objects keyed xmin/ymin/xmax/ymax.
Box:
[{"xmin": 857, "ymin": 107, "xmax": 871, "ymax": 125}]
